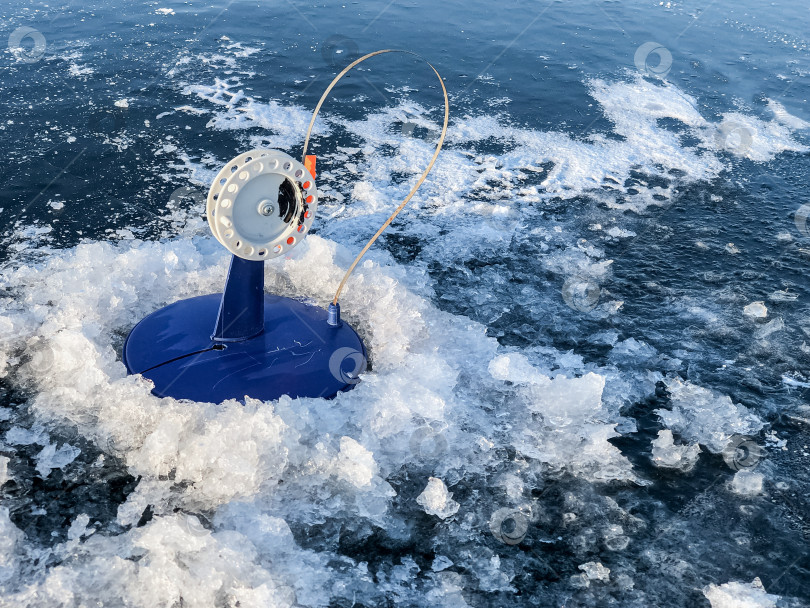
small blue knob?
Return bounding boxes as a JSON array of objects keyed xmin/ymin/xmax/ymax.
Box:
[{"xmin": 327, "ymin": 302, "xmax": 342, "ymax": 327}]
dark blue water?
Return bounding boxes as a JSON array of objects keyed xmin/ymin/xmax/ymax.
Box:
[{"xmin": 1, "ymin": 1, "xmax": 809, "ymax": 606}]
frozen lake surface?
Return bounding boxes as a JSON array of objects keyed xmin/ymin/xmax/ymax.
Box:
[{"xmin": 0, "ymin": 0, "xmax": 809, "ymax": 606}]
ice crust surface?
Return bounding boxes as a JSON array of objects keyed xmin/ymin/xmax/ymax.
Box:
[
  {"xmin": 0, "ymin": 231, "xmax": 787, "ymax": 607},
  {"xmin": 0, "ymin": 233, "xmax": 649, "ymax": 605}
]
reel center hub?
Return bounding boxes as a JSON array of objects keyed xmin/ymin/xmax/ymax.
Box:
[{"xmin": 258, "ymin": 199, "xmax": 275, "ymax": 216}]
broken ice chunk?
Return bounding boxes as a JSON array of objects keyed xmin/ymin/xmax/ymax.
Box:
[
  {"xmin": 416, "ymin": 477, "xmax": 460, "ymax": 519},
  {"xmin": 34, "ymin": 443, "xmax": 80, "ymax": 478},
  {"xmin": 0, "ymin": 507, "xmax": 21, "ymax": 584},
  {"xmin": 703, "ymin": 577, "xmax": 779, "ymax": 608},
  {"xmin": 730, "ymin": 470, "xmax": 764, "ymax": 496},
  {"xmin": 533, "ymin": 372, "xmax": 605, "ymax": 427},
  {"xmin": 743, "ymin": 301, "xmax": 767, "ymax": 318},
  {"xmin": 764, "ymin": 430, "xmax": 787, "ymax": 449},
  {"xmin": 488, "ymin": 352, "xmax": 548, "ymax": 385},
  {"xmin": 578, "ymin": 561, "xmax": 610, "ymax": 583},
  {"xmin": 754, "ymin": 317, "xmax": 784, "ymax": 340},
  {"xmin": 333, "ymin": 437, "xmax": 377, "ymax": 488},
  {"xmin": 650, "ymin": 429, "xmax": 701, "ymax": 472},
  {"xmin": 67, "ymin": 514, "xmax": 92, "ymax": 541},
  {"xmin": 5, "ymin": 426, "xmax": 47, "ymax": 446},
  {"xmin": 0, "ymin": 456, "xmax": 9, "ymax": 487},
  {"xmin": 658, "ymin": 379, "xmax": 763, "ymax": 453},
  {"xmin": 432, "ymin": 555, "xmax": 454, "ymax": 572}
]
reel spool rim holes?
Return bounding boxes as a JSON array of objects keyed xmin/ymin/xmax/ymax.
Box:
[
  {"xmin": 206, "ymin": 150, "xmax": 318, "ymax": 261},
  {"xmin": 207, "ymin": 148, "xmax": 268, "ymax": 243}
]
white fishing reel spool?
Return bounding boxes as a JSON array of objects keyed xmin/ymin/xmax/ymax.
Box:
[{"xmin": 206, "ymin": 149, "xmax": 318, "ymax": 260}]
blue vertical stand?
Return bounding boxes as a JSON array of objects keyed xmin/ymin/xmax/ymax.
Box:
[
  {"xmin": 213, "ymin": 256, "xmax": 265, "ymax": 342},
  {"xmin": 122, "ymin": 255, "xmax": 367, "ymax": 403}
]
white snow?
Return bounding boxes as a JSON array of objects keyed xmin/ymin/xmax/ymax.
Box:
[
  {"xmin": 331, "ymin": 436, "xmax": 377, "ymax": 488},
  {"xmin": 713, "ymin": 111, "xmax": 808, "ymax": 162},
  {"xmin": 183, "ymin": 71, "xmax": 809, "ymax": 223},
  {"xmin": 182, "ymin": 79, "xmax": 325, "ymax": 150},
  {"xmin": 68, "ymin": 63, "xmax": 94, "ymax": 77},
  {"xmin": 767, "ymin": 99, "xmax": 810, "ymax": 131}
]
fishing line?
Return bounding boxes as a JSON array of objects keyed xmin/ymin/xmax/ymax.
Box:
[{"xmin": 301, "ymin": 49, "xmax": 450, "ymax": 306}]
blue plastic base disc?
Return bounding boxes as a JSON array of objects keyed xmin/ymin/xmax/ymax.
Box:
[{"xmin": 123, "ymin": 294, "xmax": 367, "ymax": 403}]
